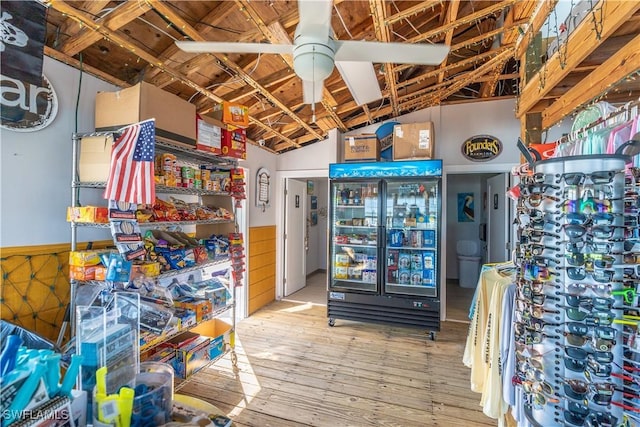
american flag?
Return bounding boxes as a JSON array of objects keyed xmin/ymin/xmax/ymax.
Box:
[{"xmin": 104, "ymin": 119, "xmax": 156, "ymax": 204}]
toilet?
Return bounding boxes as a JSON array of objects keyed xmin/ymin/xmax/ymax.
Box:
[{"xmin": 457, "ymin": 240, "xmax": 481, "ymax": 288}]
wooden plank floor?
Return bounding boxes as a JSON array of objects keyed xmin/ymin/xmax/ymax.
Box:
[{"xmin": 178, "ymin": 300, "xmax": 498, "ymax": 426}]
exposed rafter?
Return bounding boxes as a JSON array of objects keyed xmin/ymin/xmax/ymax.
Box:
[
  {"xmin": 384, "ymin": 0, "xmax": 443, "ymax": 26},
  {"xmin": 407, "ymin": 0, "xmax": 518, "ymax": 44},
  {"xmin": 541, "ymin": 32, "xmax": 640, "ymax": 128},
  {"xmin": 44, "ymin": 45, "xmax": 129, "ymax": 87},
  {"xmin": 436, "ymin": 0, "xmax": 460, "ymax": 84},
  {"xmin": 517, "ymin": 0, "xmax": 640, "ymax": 117},
  {"xmin": 370, "ymin": 0, "xmax": 399, "ymax": 117}
]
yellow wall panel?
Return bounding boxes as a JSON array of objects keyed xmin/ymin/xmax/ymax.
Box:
[{"xmin": 247, "ymin": 226, "xmax": 276, "ymax": 315}]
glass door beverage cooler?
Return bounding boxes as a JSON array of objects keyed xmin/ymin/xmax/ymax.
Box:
[{"xmin": 327, "ymin": 160, "xmax": 442, "ymax": 338}]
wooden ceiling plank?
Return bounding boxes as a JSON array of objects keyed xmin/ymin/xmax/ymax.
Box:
[
  {"xmin": 60, "ymin": 1, "xmax": 152, "ymax": 56},
  {"xmin": 407, "ymin": 0, "xmax": 517, "ymax": 44},
  {"xmin": 47, "ymin": 0, "xmax": 293, "ymax": 147},
  {"xmin": 57, "ymin": 0, "xmax": 110, "ymax": 41},
  {"xmin": 402, "ymin": 49, "xmax": 513, "ymax": 111},
  {"xmin": 384, "ymin": 1, "xmax": 444, "ymax": 26},
  {"xmin": 517, "ymin": 0, "xmax": 640, "ymax": 117},
  {"xmin": 362, "ymin": 105, "xmax": 374, "ymax": 125},
  {"xmin": 149, "ymin": 0, "xmax": 323, "ymax": 141},
  {"xmin": 515, "ymin": 0, "xmax": 559, "ymax": 59},
  {"xmin": 479, "ymin": 58, "xmax": 508, "ymax": 98},
  {"xmin": 437, "ymin": 0, "xmax": 461, "ymax": 84},
  {"xmin": 541, "ymin": 32, "xmax": 640, "ymax": 129},
  {"xmin": 44, "ymin": 45, "xmax": 129, "ymax": 87},
  {"xmin": 398, "ymin": 44, "xmax": 513, "ymax": 89},
  {"xmin": 370, "ymin": 0, "xmax": 399, "ymax": 117}
]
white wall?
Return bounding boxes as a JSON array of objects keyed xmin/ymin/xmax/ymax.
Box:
[
  {"xmin": 239, "ymin": 144, "xmax": 277, "ymax": 228},
  {"xmin": 1, "ymin": 57, "xmax": 117, "ymax": 247}
]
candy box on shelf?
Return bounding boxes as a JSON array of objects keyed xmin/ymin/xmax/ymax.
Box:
[
  {"xmin": 196, "ymin": 114, "xmax": 223, "ymax": 155},
  {"xmin": 190, "ymin": 318, "xmax": 232, "ymax": 361},
  {"xmin": 69, "ymin": 250, "xmax": 105, "ymax": 267},
  {"xmin": 210, "ymin": 102, "xmax": 249, "ymax": 128},
  {"xmin": 130, "ymin": 261, "xmax": 161, "ymax": 279},
  {"xmin": 70, "ymin": 265, "xmax": 100, "ymax": 281},
  {"xmin": 66, "ymin": 206, "xmax": 109, "ymax": 223}
]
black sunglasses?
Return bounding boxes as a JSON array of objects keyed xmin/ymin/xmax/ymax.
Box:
[{"xmin": 557, "ymin": 171, "xmax": 619, "ymax": 185}]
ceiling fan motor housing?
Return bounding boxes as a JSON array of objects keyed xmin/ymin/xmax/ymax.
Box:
[{"xmin": 292, "ymin": 35, "xmax": 335, "ymax": 82}]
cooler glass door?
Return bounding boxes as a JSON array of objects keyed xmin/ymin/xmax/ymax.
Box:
[
  {"xmin": 384, "ymin": 179, "xmax": 439, "ymax": 297},
  {"xmin": 329, "ymin": 180, "xmax": 380, "ymax": 292}
]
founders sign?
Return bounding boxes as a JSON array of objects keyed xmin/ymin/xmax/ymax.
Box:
[{"xmin": 461, "ymin": 135, "xmax": 502, "ymax": 162}]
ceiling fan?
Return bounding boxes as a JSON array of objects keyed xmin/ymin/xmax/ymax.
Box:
[{"xmin": 176, "ymin": 0, "xmax": 449, "ymax": 114}]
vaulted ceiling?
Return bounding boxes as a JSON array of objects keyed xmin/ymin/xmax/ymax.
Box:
[{"xmin": 42, "ymin": 1, "xmax": 640, "ymax": 153}]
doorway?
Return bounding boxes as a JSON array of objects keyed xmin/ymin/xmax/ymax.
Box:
[
  {"xmin": 279, "ymin": 175, "xmax": 329, "ymax": 305},
  {"xmin": 444, "ymin": 172, "xmax": 512, "ymax": 322}
]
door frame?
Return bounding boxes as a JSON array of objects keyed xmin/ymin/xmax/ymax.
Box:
[
  {"xmin": 283, "ymin": 178, "xmax": 308, "ymax": 296},
  {"xmin": 276, "ymin": 169, "xmax": 329, "ymax": 300},
  {"xmin": 442, "ymin": 163, "xmax": 514, "ymax": 321}
]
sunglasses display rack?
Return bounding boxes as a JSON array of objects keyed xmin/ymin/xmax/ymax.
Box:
[{"xmin": 514, "ymin": 154, "xmax": 638, "ymax": 427}]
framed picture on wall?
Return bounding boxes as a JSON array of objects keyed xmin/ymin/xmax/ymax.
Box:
[
  {"xmin": 457, "ymin": 192, "xmax": 474, "ymax": 222},
  {"xmin": 307, "ymin": 180, "xmax": 314, "ymax": 195},
  {"xmin": 310, "ymin": 211, "xmax": 318, "ymax": 226},
  {"xmin": 310, "ymin": 196, "xmax": 317, "ymax": 210}
]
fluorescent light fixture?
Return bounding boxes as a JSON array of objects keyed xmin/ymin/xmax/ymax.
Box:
[{"xmin": 335, "ymin": 61, "xmax": 383, "ymax": 106}]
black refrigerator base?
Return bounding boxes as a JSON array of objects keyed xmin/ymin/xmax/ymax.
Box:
[{"xmin": 327, "ymin": 291, "xmax": 440, "ymax": 339}]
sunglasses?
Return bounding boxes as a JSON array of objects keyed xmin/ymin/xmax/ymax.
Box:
[
  {"xmin": 563, "ymin": 224, "xmax": 628, "ymax": 240},
  {"xmin": 563, "ymin": 346, "xmax": 614, "ymax": 364},
  {"xmin": 564, "ymin": 253, "xmax": 615, "ymax": 268},
  {"xmin": 564, "ymin": 355, "xmax": 613, "ymax": 378},
  {"xmin": 566, "ymin": 267, "xmax": 615, "ymax": 283},
  {"xmin": 519, "ymin": 229, "xmax": 561, "ymax": 243},
  {"xmin": 526, "ymin": 193, "xmax": 561, "ymax": 208},
  {"xmin": 563, "ymin": 307, "xmax": 616, "ymax": 325},
  {"xmin": 515, "ymin": 329, "xmax": 561, "ymax": 345},
  {"xmin": 559, "ymin": 198, "xmax": 617, "ymax": 214},
  {"xmin": 562, "ymin": 378, "xmax": 615, "ymax": 403},
  {"xmin": 520, "ymin": 183, "xmax": 560, "ymax": 196},
  {"xmin": 564, "ymin": 240, "xmax": 617, "ymax": 255},
  {"xmin": 524, "ymin": 264, "xmax": 558, "ymax": 281},
  {"xmin": 557, "ymin": 171, "xmax": 619, "ymax": 185},
  {"xmin": 564, "ymin": 295, "xmax": 615, "ymax": 311},
  {"xmin": 561, "ymin": 406, "xmax": 618, "ymax": 427},
  {"xmin": 565, "ymin": 282, "xmax": 612, "ymax": 298},
  {"xmin": 563, "ymin": 212, "xmax": 620, "ymax": 226}
]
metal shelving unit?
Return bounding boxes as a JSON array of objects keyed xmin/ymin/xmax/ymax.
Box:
[{"xmin": 68, "ymin": 131, "xmax": 240, "ymax": 373}]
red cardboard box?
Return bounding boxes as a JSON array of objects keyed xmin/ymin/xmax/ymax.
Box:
[{"xmin": 221, "ymin": 128, "xmax": 246, "ymax": 160}]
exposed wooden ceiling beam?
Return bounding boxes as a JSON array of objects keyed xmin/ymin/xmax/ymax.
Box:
[
  {"xmin": 44, "ymin": 45, "xmax": 129, "ymax": 87},
  {"xmin": 370, "ymin": 0, "xmax": 399, "ymax": 117},
  {"xmin": 150, "ymin": 0, "xmax": 323, "ymax": 142},
  {"xmin": 437, "ymin": 0, "xmax": 461, "ymax": 84},
  {"xmin": 46, "ymin": 0, "xmax": 301, "ymax": 149},
  {"xmin": 407, "ymin": 0, "xmax": 517, "ymax": 44},
  {"xmin": 541, "ymin": 32, "xmax": 640, "ymax": 128},
  {"xmin": 515, "ymin": 0, "xmax": 558, "ymax": 59},
  {"xmin": 362, "ymin": 105, "xmax": 374, "ymax": 125},
  {"xmin": 384, "ymin": 1, "xmax": 443, "ymax": 26},
  {"xmin": 56, "ymin": 0, "xmax": 110, "ymax": 42},
  {"xmin": 397, "ymin": 44, "xmax": 513, "ymax": 89},
  {"xmin": 60, "ymin": 1, "xmax": 151, "ymax": 56},
  {"xmin": 479, "ymin": 57, "xmax": 508, "ymax": 98},
  {"xmin": 402, "ymin": 49, "xmax": 513, "ymax": 111},
  {"xmin": 517, "ymin": 0, "xmax": 640, "ymax": 117}
]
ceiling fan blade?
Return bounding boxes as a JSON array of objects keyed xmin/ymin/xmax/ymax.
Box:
[
  {"xmin": 302, "ymin": 79, "xmax": 325, "ymax": 105},
  {"xmin": 334, "ymin": 40, "xmax": 450, "ymax": 65},
  {"xmin": 335, "ymin": 61, "xmax": 382, "ymax": 106},
  {"xmin": 175, "ymin": 41, "xmax": 292, "ymax": 55},
  {"xmin": 296, "ymin": 0, "xmax": 333, "ymax": 38}
]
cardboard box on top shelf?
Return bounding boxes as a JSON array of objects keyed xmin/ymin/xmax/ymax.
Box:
[
  {"xmin": 393, "ymin": 122, "xmax": 435, "ymax": 160},
  {"xmin": 343, "ymin": 134, "xmax": 380, "ymax": 161},
  {"xmin": 78, "ymin": 135, "xmax": 113, "ymax": 182},
  {"xmin": 210, "ymin": 102, "xmax": 249, "ymax": 128},
  {"xmin": 95, "ymin": 81, "xmax": 196, "ymax": 146}
]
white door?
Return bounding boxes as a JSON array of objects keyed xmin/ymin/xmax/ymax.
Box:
[
  {"xmin": 487, "ymin": 173, "xmax": 511, "ymax": 263},
  {"xmin": 284, "ymin": 178, "xmax": 307, "ymax": 296}
]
